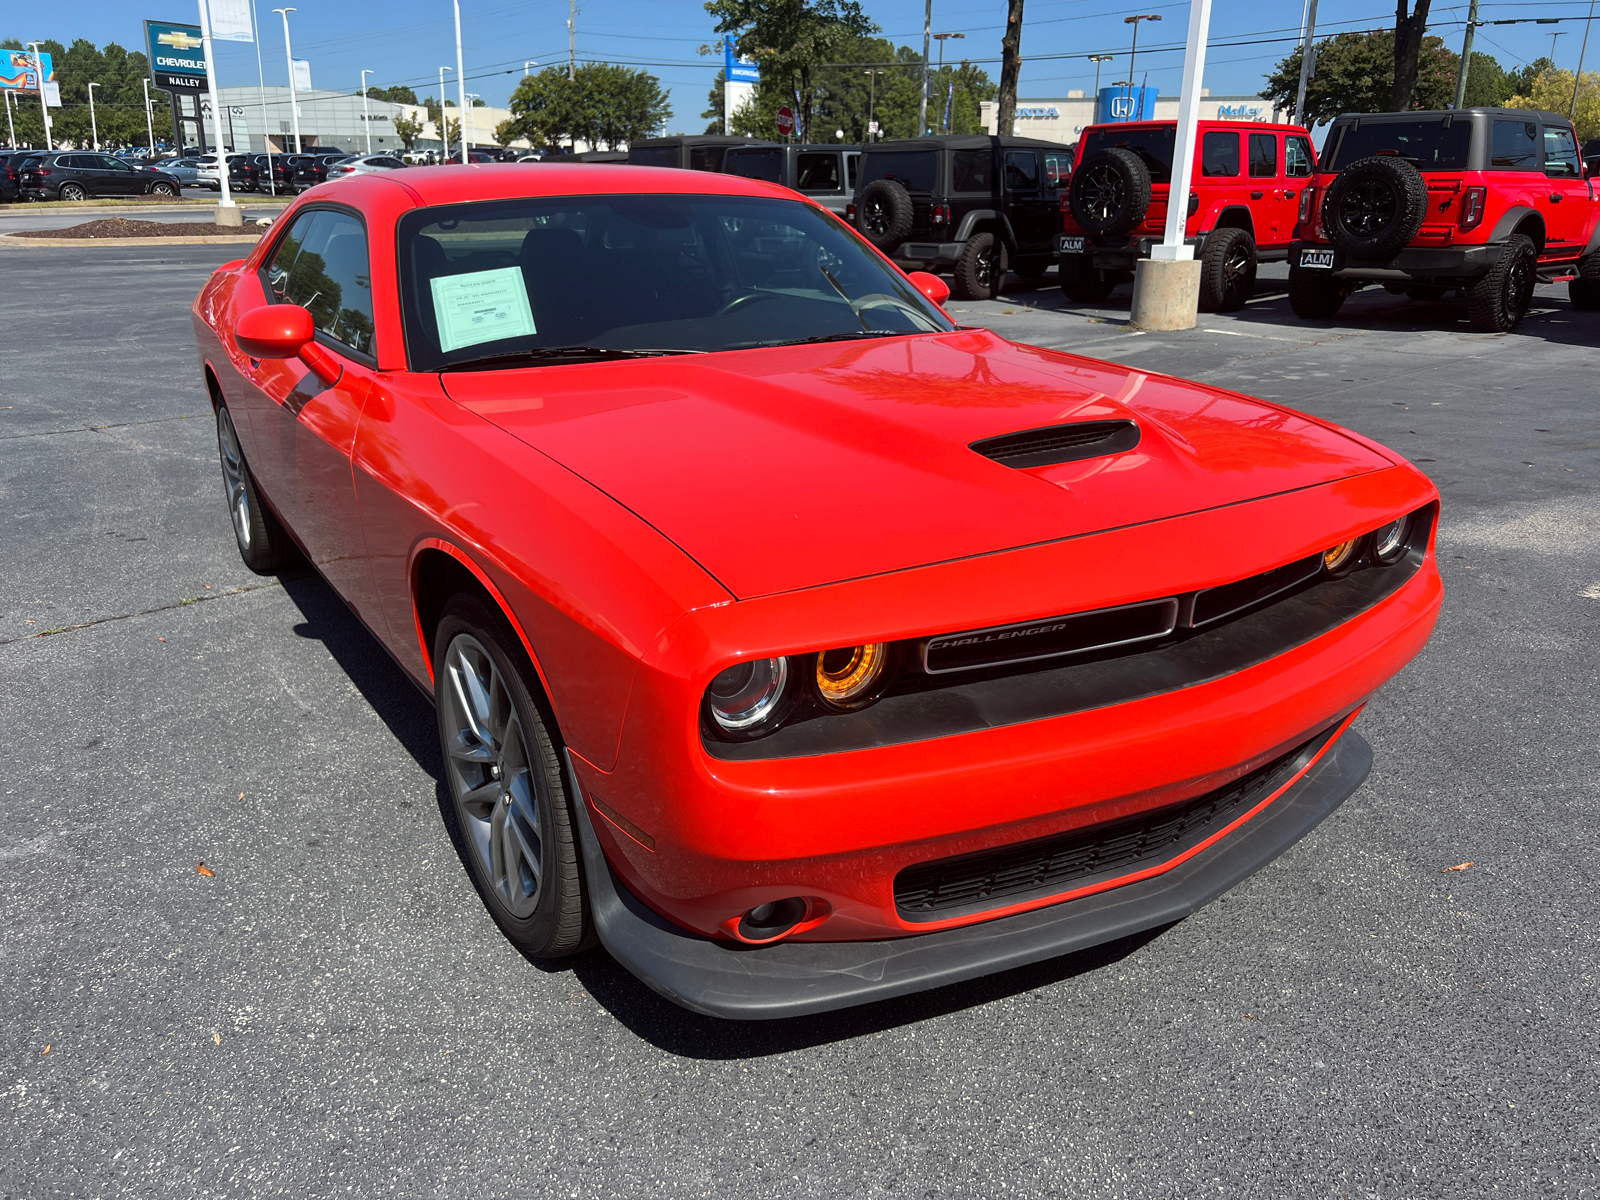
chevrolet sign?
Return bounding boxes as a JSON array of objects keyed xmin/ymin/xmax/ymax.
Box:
[{"xmin": 145, "ymin": 19, "xmax": 207, "ymax": 90}]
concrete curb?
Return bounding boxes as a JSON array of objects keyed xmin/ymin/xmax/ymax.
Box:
[{"xmin": 0, "ymin": 233, "xmax": 263, "ymax": 248}]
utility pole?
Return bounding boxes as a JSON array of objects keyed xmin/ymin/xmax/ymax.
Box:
[
  {"xmin": 933, "ymin": 32, "xmax": 964, "ymax": 133},
  {"xmin": 1293, "ymin": 0, "xmax": 1319, "ymax": 125},
  {"xmin": 27, "ymin": 42, "xmax": 53, "ymax": 150},
  {"xmin": 1452, "ymin": 0, "xmax": 1480, "ymax": 109},
  {"xmin": 361, "ymin": 69, "xmax": 373, "ymax": 153},
  {"xmin": 1572, "ymin": 0, "xmax": 1596, "ymax": 119},
  {"xmin": 919, "ymin": 0, "xmax": 932, "ymax": 136},
  {"xmin": 863, "ymin": 67, "xmax": 884, "ymax": 140},
  {"xmin": 88, "ymin": 82, "xmax": 100, "ymax": 149},
  {"xmin": 1124, "ymin": 15, "xmax": 1161, "ymax": 120},
  {"xmin": 997, "ymin": 0, "xmax": 1025, "ymax": 135},
  {"xmin": 568, "ymin": 0, "xmax": 577, "ymax": 80},
  {"xmin": 273, "ymin": 8, "xmax": 301, "ymax": 152},
  {"xmin": 454, "ymin": 0, "xmax": 468, "ymax": 162}
]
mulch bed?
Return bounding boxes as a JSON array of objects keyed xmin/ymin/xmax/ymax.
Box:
[{"xmin": 11, "ymin": 217, "xmax": 262, "ymax": 239}]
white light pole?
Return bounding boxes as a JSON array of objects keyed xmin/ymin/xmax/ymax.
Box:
[
  {"xmin": 87, "ymin": 82, "xmax": 100, "ymax": 149},
  {"xmin": 27, "ymin": 42, "xmax": 53, "ymax": 150},
  {"xmin": 141, "ymin": 78, "xmax": 156, "ymax": 156},
  {"xmin": 524, "ymin": 60, "xmax": 537, "ymax": 76},
  {"xmin": 438, "ymin": 65, "xmax": 452, "ymax": 158},
  {"xmin": 273, "ymin": 7, "xmax": 301, "ymax": 153},
  {"xmin": 4, "ymin": 91, "xmax": 14, "ymax": 149},
  {"xmin": 197, "ymin": 0, "xmax": 236, "ymax": 212},
  {"xmin": 361, "ymin": 69, "xmax": 373, "ymax": 153},
  {"xmin": 453, "ymin": 0, "xmax": 469, "ymax": 163},
  {"xmin": 1156, "ymin": 0, "xmax": 1213, "ymax": 262},
  {"xmin": 249, "ymin": 0, "xmax": 274, "ymax": 187},
  {"xmin": 465, "ymin": 92, "xmax": 479, "ymax": 154}
]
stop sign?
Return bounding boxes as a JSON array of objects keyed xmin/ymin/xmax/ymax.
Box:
[{"xmin": 775, "ymin": 106, "xmax": 795, "ymax": 137}]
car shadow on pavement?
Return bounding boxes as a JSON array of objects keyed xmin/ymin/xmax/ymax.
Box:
[{"xmin": 570, "ymin": 924, "xmax": 1169, "ymax": 1058}]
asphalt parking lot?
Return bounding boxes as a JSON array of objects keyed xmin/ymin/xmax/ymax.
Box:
[{"xmin": 3, "ymin": 247, "xmax": 1597, "ymax": 1198}]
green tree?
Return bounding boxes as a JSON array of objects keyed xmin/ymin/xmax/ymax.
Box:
[
  {"xmin": 366, "ymin": 84, "xmax": 419, "ymax": 106},
  {"xmin": 1, "ymin": 37, "xmax": 166, "ymax": 149},
  {"xmin": 500, "ymin": 62, "xmax": 670, "ymax": 150},
  {"xmin": 706, "ymin": 0, "xmax": 877, "ymax": 143},
  {"xmin": 393, "ymin": 112, "xmax": 423, "ymax": 150},
  {"xmin": 1461, "ymin": 52, "xmax": 1513, "ymax": 108},
  {"xmin": 1509, "ymin": 66, "xmax": 1600, "ymax": 141},
  {"xmin": 1260, "ymin": 30, "xmax": 1459, "ymax": 124}
]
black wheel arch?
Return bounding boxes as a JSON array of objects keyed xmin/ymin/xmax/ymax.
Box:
[
  {"xmin": 953, "ymin": 208, "xmax": 1019, "ymax": 251},
  {"xmin": 1207, "ymin": 206, "xmax": 1255, "ymax": 239},
  {"xmin": 1487, "ymin": 206, "xmax": 1545, "ymax": 254}
]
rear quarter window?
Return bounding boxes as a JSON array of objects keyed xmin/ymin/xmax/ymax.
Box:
[
  {"xmin": 859, "ymin": 150, "xmax": 939, "ymax": 193},
  {"xmin": 726, "ymin": 148, "xmax": 784, "ymax": 183},
  {"xmin": 951, "ymin": 150, "xmax": 991, "ymax": 192},
  {"xmin": 628, "ymin": 146, "xmax": 678, "ymax": 167}
]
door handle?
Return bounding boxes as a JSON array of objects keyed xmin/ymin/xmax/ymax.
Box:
[
  {"xmin": 1283, "ymin": 190, "xmax": 1296, "ymax": 200},
  {"xmin": 1549, "ymin": 193, "xmax": 1563, "ymax": 202},
  {"xmin": 1250, "ymin": 191, "xmax": 1263, "ymax": 200}
]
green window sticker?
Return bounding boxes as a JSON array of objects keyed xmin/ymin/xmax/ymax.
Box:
[{"xmin": 430, "ymin": 266, "xmax": 536, "ymax": 353}]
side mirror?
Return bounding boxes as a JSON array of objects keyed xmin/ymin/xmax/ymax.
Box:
[
  {"xmin": 235, "ymin": 304, "xmax": 341, "ymax": 384},
  {"xmin": 907, "ymin": 270, "xmax": 951, "ymax": 307}
]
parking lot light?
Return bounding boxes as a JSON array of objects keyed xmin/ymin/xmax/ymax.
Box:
[
  {"xmin": 27, "ymin": 42, "xmax": 53, "ymax": 151},
  {"xmin": 87, "ymin": 82, "xmax": 100, "ymax": 150},
  {"xmin": 142, "ymin": 78, "xmax": 156, "ymax": 162},
  {"xmin": 361, "ymin": 69, "xmax": 373, "ymax": 154},
  {"xmin": 273, "ymin": 8, "xmax": 302, "ymax": 154}
]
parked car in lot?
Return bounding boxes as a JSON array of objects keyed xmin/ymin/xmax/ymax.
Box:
[
  {"xmin": 723, "ymin": 143, "xmax": 860, "ymax": 215},
  {"xmin": 227, "ymin": 153, "xmax": 265, "ymax": 192},
  {"xmin": 851, "ymin": 134, "xmax": 1075, "ymax": 300},
  {"xmin": 160, "ymin": 155, "xmax": 222, "ymax": 190},
  {"xmin": 1288, "ymin": 107, "xmax": 1600, "ymax": 331},
  {"xmin": 18, "ymin": 151, "xmax": 182, "ymax": 200},
  {"xmin": 324, "ymin": 152, "xmax": 408, "ymax": 180},
  {"xmin": 191, "ymin": 164, "xmax": 1441, "ymax": 1019},
  {"xmin": 627, "ymin": 134, "xmax": 778, "ymax": 171},
  {"xmin": 292, "ymin": 153, "xmax": 356, "ymax": 190},
  {"xmin": 0, "ymin": 149, "xmax": 28, "ymax": 201},
  {"xmin": 1058, "ymin": 119, "xmax": 1318, "ymax": 311}
]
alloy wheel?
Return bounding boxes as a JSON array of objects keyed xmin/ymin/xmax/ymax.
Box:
[
  {"xmin": 863, "ymin": 198, "xmax": 889, "ymax": 237},
  {"xmin": 441, "ymin": 634, "xmax": 544, "ymax": 918},
  {"xmin": 60, "ymin": 183, "xmax": 85, "ymax": 202},
  {"xmin": 1507, "ymin": 248, "xmax": 1535, "ymax": 321},
  {"xmin": 974, "ymin": 247, "xmax": 997, "ymax": 290},
  {"xmin": 1223, "ymin": 241, "xmax": 1252, "ymax": 293},
  {"xmin": 216, "ymin": 408, "xmax": 252, "ymax": 552},
  {"xmin": 1339, "ymin": 181, "xmax": 1396, "ymax": 238},
  {"xmin": 1079, "ymin": 165, "xmax": 1124, "ymax": 221}
]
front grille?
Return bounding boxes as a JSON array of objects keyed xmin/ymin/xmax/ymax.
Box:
[
  {"xmin": 1191, "ymin": 554, "xmax": 1323, "ymax": 627},
  {"xmin": 971, "ymin": 419, "xmax": 1141, "ymax": 469},
  {"xmin": 924, "ymin": 597, "xmax": 1177, "ymax": 674},
  {"xmin": 893, "ymin": 729, "xmax": 1329, "ymax": 920}
]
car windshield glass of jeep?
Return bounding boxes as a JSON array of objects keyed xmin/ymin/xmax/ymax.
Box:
[
  {"xmin": 1325, "ymin": 120, "xmax": 1471, "ymax": 171},
  {"xmin": 859, "ymin": 150, "xmax": 938, "ymax": 193},
  {"xmin": 1081, "ymin": 127, "xmax": 1175, "ymax": 183},
  {"xmin": 397, "ymin": 194, "xmax": 956, "ymax": 370}
]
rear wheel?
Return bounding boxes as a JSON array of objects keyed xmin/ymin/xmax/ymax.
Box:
[
  {"xmin": 434, "ymin": 594, "xmax": 589, "ymax": 959},
  {"xmin": 1288, "ymin": 265, "xmax": 1348, "ymax": 319},
  {"xmin": 1058, "ymin": 253, "xmax": 1116, "ymax": 303},
  {"xmin": 951, "ymin": 232, "xmax": 1008, "ymax": 300},
  {"xmin": 1197, "ymin": 228, "xmax": 1257, "ymax": 312},
  {"xmin": 216, "ymin": 405, "xmax": 301, "ymax": 573},
  {"xmin": 59, "ymin": 182, "xmax": 86, "ymax": 202},
  {"xmin": 1466, "ymin": 233, "xmax": 1537, "ymax": 332}
]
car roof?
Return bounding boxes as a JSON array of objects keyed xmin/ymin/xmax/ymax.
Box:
[
  {"xmin": 343, "ymin": 162, "xmax": 805, "ymax": 208},
  {"xmin": 1079, "ymin": 120, "xmax": 1311, "ymax": 134},
  {"xmin": 1329, "ymin": 107, "xmax": 1571, "ymax": 124},
  {"xmin": 866, "ymin": 133, "xmax": 1075, "ymax": 152},
  {"xmin": 630, "ymin": 134, "xmax": 779, "ymax": 148}
]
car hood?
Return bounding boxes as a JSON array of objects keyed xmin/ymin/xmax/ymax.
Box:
[{"xmin": 441, "ymin": 329, "xmax": 1393, "ymax": 599}]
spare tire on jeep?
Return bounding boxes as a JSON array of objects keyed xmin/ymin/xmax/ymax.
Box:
[
  {"xmin": 857, "ymin": 179, "xmax": 915, "ymax": 251},
  {"xmin": 1322, "ymin": 155, "xmax": 1428, "ymax": 259},
  {"xmin": 1068, "ymin": 148, "xmax": 1152, "ymax": 236}
]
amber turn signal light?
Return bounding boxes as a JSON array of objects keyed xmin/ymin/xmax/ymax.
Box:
[
  {"xmin": 1323, "ymin": 540, "xmax": 1359, "ymax": 573},
  {"xmin": 813, "ymin": 643, "xmax": 891, "ymax": 710}
]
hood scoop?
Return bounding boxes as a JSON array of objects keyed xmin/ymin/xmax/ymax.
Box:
[{"xmin": 970, "ymin": 419, "xmax": 1141, "ymax": 470}]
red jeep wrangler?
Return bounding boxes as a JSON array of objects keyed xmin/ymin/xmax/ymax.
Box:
[
  {"xmin": 1058, "ymin": 119, "xmax": 1318, "ymax": 311},
  {"xmin": 1289, "ymin": 108, "xmax": 1600, "ymax": 331}
]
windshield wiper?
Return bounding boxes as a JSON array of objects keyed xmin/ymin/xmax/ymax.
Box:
[
  {"xmin": 745, "ymin": 330, "xmax": 909, "ymax": 349},
  {"xmin": 819, "ymin": 265, "xmax": 873, "ymax": 333},
  {"xmin": 438, "ymin": 346, "xmax": 699, "ymax": 372}
]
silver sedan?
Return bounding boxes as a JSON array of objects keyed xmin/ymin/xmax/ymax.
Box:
[{"xmin": 322, "ymin": 153, "xmax": 408, "ymax": 181}]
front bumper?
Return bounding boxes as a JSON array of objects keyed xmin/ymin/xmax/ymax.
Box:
[
  {"xmin": 570, "ymin": 724, "xmax": 1373, "ymax": 1019},
  {"xmin": 1292, "ymin": 240, "xmax": 1501, "ymax": 281}
]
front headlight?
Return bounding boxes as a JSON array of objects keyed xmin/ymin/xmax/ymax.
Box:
[
  {"xmin": 704, "ymin": 657, "xmax": 792, "ymax": 737},
  {"xmin": 813, "ymin": 643, "xmax": 891, "ymax": 711},
  {"xmin": 1372, "ymin": 515, "xmax": 1412, "ymax": 563}
]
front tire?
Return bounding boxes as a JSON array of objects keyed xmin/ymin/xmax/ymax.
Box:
[
  {"xmin": 1288, "ymin": 266, "xmax": 1348, "ymax": 319},
  {"xmin": 149, "ymin": 181, "xmax": 177, "ymax": 197},
  {"xmin": 951, "ymin": 232, "xmax": 1008, "ymax": 300},
  {"xmin": 216, "ymin": 405, "xmax": 301, "ymax": 573},
  {"xmin": 1197, "ymin": 227, "xmax": 1257, "ymax": 312},
  {"xmin": 1466, "ymin": 233, "xmax": 1537, "ymax": 332},
  {"xmin": 434, "ymin": 594, "xmax": 589, "ymax": 959}
]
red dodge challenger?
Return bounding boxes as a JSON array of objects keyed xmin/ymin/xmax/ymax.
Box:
[{"xmin": 192, "ymin": 164, "xmax": 1441, "ymax": 1019}]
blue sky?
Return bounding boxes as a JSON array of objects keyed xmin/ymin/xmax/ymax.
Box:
[{"xmin": 25, "ymin": 0, "xmax": 1595, "ymax": 128}]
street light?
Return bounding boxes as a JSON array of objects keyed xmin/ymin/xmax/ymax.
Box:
[
  {"xmin": 453, "ymin": 0, "xmax": 468, "ymax": 164},
  {"xmin": 524, "ymin": 61, "xmax": 538, "ymax": 76},
  {"xmin": 438, "ymin": 65, "xmax": 452, "ymax": 159},
  {"xmin": 1088, "ymin": 53, "xmax": 1113, "ymax": 99},
  {"xmin": 140, "ymin": 77, "xmax": 156, "ymax": 157},
  {"xmin": 361, "ymin": 69, "xmax": 373, "ymax": 154},
  {"xmin": 27, "ymin": 42, "xmax": 53, "ymax": 151},
  {"xmin": 465, "ymin": 92, "xmax": 480, "ymax": 156},
  {"xmin": 933, "ymin": 32, "xmax": 964, "ymax": 132},
  {"xmin": 272, "ymin": 8, "xmax": 302, "ymax": 153},
  {"xmin": 87, "ymin": 81, "xmax": 100, "ymax": 150},
  {"xmin": 1123, "ymin": 14, "xmax": 1162, "ymax": 121},
  {"xmin": 4, "ymin": 91, "xmax": 15, "ymax": 150},
  {"xmin": 863, "ymin": 67, "xmax": 886, "ymax": 141}
]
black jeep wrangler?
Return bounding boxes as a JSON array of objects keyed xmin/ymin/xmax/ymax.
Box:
[{"xmin": 850, "ymin": 134, "xmax": 1074, "ymax": 300}]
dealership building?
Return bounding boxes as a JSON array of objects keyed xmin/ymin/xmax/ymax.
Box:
[
  {"xmin": 980, "ymin": 91, "xmax": 1289, "ymax": 146},
  {"xmin": 209, "ymin": 86, "xmax": 521, "ymax": 154}
]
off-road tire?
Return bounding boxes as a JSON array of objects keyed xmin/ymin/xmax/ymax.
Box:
[
  {"xmin": 59, "ymin": 182, "xmax": 87, "ymax": 202},
  {"xmin": 433, "ymin": 594, "xmax": 591, "ymax": 960},
  {"xmin": 1069, "ymin": 148, "xmax": 1152, "ymax": 236},
  {"xmin": 1568, "ymin": 252, "xmax": 1600, "ymax": 311},
  {"xmin": 1058, "ymin": 252, "xmax": 1117, "ymax": 303},
  {"xmin": 1466, "ymin": 232, "xmax": 1538, "ymax": 332},
  {"xmin": 1197, "ymin": 227, "xmax": 1257, "ymax": 312},
  {"xmin": 857, "ymin": 178, "xmax": 915, "ymax": 251},
  {"xmin": 952, "ymin": 232, "xmax": 1008, "ymax": 300},
  {"xmin": 1322, "ymin": 155, "xmax": 1428, "ymax": 259},
  {"xmin": 215, "ymin": 405, "xmax": 303, "ymax": 573},
  {"xmin": 1288, "ymin": 265, "xmax": 1348, "ymax": 320}
]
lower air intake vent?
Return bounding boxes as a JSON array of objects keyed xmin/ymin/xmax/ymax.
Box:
[
  {"xmin": 971, "ymin": 419, "xmax": 1140, "ymax": 469},
  {"xmin": 893, "ymin": 727, "xmax": 1332, "ymax": 920}
]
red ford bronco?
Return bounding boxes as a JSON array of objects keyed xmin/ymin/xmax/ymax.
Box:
[
  {"xmin": 1289, "ymin": 108, "xmax": 1600, "ymax": 331},
  {"xmin": 1058, "ymin": 119, "xmax": 1318, "ymax": 311}
]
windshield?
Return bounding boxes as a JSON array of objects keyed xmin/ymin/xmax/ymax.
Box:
[
  {"xmin": 396, "ymin": 194, "xmax": 955, "ymax": 371},
  {"xmin": 1080, "ymin": 127, "xmax": 1175, "ymax": 183},
  {"xmin": 1325, "ymin": 120, "xmax": 1471, "ymax": 171}
]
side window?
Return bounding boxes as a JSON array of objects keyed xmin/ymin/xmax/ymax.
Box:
[
  {"xmin": 689, "ymin": 146, "xmax": 724, "ymax": 172},
  {"xmin": 1201, "ymin": 131, "xmax": 1239, "ymax": 177},
  {"xmin": 1491, "ymin": 120, "xmax": 1540, "ymax": 170},
  {"xmin": 265, "ymin": 209, "xmax": 375, "ymax": 358},
  {"xmin": 1285, "ymin": 135, "xmax": 1315, "ymax": 178},
  {"xmin": 100, "ymin": 155, "xmax": 135, "ymax": 173},
  {"xmin": 951, "ymin": 149, "xmax": 990, "ymax": 192},
  {"xmin": 1004, "ymin": 150, "xmax": 1039, "ymax": 190},
  {"xmin": 1248, "ymin": 133, "xmax": 1278, "ymax": 178},
  {"xmin": 846, "ymin": 152, "xmax": 859, "ymax": 191},
  {"xmin": 1544, "ymin": 125, "xmax": 1581, "ymax": 178},
  {"xmin": 795, "ymin": 152, "xmax": 841, "ymax": 192},
  {"xmin": 1043, "ymin": 152, "xmax": 1071, "ymax": 189},
  {"xmin": 725, "ymin": 148, "xmax": 783, "ymax": 183}
]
